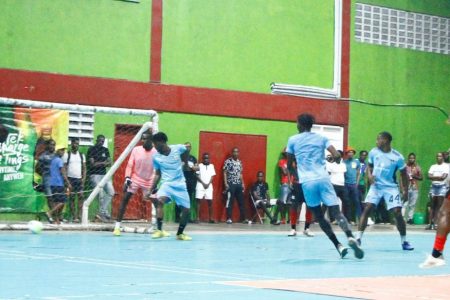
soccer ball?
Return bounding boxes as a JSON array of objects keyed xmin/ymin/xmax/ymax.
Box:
[{"xmin": 28, "ymin": 220, "xmax": 44, "ymax": 234}]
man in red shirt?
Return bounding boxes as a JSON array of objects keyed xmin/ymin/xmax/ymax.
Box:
[{"xmin": 277, "ymin": 149, "xmax": 314, "ymax": 237}]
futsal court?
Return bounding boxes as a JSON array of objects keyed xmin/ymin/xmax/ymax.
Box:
[{"xmin": 1, "ymin": 224, "xmax": 449, "ymax": 300}]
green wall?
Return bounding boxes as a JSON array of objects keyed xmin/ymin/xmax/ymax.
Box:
[
  {"xmin": 0, "ymin": 0, "xmax": 151, "ymax": 81},
  {"xmin": 162, "ymin": 0, "xmax": 335, "ymax": 93},
  {"xmin": 349, "ymin": 0, "xmax": 450, "ymax": 215}
]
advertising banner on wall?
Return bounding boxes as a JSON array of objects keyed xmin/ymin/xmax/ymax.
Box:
[{"xmin": 0, "ymin": 105, "xmax": 69, "ymax": 213}]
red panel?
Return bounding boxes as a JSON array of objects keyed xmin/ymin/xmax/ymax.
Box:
[
  {"xmin": 198, "ymin": 132, "xmax": 267, "ymax": 222},
  {"xmin": 112, "ymin": 124, "xmax": 152, "ymax": 220},
  {"xmin": 0, "ymin": 69, "xmax": 349, "ymax": 126},
  {"xmin": 150, "ymin": 0, "xmax": 163, "ymax": 82},
  {"xmin": 340, "ymin": 0, "xmax": 351, "ymax": 98}
]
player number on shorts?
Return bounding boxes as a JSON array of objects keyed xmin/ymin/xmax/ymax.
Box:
[{"xmin": 388, "ymin": 194, "xmax": 400, "ymax": 204}]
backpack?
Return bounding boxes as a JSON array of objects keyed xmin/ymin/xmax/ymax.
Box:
[{"xmin": 67, "ymin": 151, "xmax": 84, "ymax": 169}]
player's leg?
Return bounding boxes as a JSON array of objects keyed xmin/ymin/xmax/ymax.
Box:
[
  {"xmin": 151, "ymin": 196, "xmax": 171, "ymax": 238},
  {"xmin": 113, "ymin": 191, "xmax": 134, "ymax": 235},
  {"xmin": 420, "ymin": 192, "xmax": 450, "ymax": 268},
  {"xmin": 357, "ymin": 185, "xmax": 380, "ymax": 243},
  {"xmin": 309, "ymin": 205, "xmax": 350, "ymax": 258},
  {"xmin": 384, "ymin": 187, "xmax": 413, "ymax": 250},
  {"xmin": 304, "ymin": 207, "xmax": 314, "ymax": 234},
  {"xmin": 172, "ymin": 182, "xmax": 192, "ymax": 240},
  {"xmin": 391, "ymin": 206, "xmax": 413, "ymax": 250},
  {"xmin": 304, "ymin": 179, "xmax": 356, "ymax": 258},
  {"xmin": 319, "ymin": 179, "xmax": 363, "ymax": 258},
  {"xmin": 296, "ymin": 184, "xmax": 314, "ymax": 236}
]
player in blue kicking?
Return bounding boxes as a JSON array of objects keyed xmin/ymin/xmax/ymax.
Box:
[
  {"xmin": 148, "ymin": 132, "xmax": 192, "ymax": 241},
  {"xmin": 357, "ymin": 131, "xmax": 413, "ymax": 251},
  {"xmin": 286, "ymin": 114, "xmax": 363, "ymax": 259}
]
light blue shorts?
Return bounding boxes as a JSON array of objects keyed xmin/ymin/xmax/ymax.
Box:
[
  {"xmin": 365, "ymin": 185, "xmax": 401, "ymax": 210},
  {"xmin": 302, "ymin": 178, "xmax": 339, "ymax": 208},
  {"xmin": 157, "ymin": 181, "xmax": 190, "ymax": 209}
]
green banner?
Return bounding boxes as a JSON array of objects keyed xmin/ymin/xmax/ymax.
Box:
[{"xmin": 0, "ymin": 105, "xmax": 68, "ymax": 213}]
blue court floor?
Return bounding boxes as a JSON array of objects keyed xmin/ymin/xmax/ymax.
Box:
[{"xmin": 0, "ymin": 226, "xmax": 448, "ymax": 300}]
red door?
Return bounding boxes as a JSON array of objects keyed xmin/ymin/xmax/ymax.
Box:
[
  {"xmin": 112, "ymin": 124, "xmax": 152, "ymax": 220},
  {"xmin": 198, "ymin": 132, "xmax": 267, "ymax": 222}
]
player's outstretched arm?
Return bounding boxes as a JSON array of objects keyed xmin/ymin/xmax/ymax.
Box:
[{"xmin": 327, "ymin": 145, "xmax": 341, "ymax": 163}]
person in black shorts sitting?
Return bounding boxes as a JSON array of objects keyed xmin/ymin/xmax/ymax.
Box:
[{"xmin": 251, "ymin": 171, "xmax": 280, "ymax": 225}]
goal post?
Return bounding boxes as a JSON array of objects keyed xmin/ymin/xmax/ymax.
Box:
[
  {"xmin": 81, "ymin": 117, "xmax": 159, "ymax": 226},
  {"xmin": 0, "ymin": 97, "xmax": 159, "ymax": 225}
]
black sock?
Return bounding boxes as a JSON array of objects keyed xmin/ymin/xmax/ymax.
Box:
[
  {"xmin": 157, "ymin": 218, "xmax": 163, "ymax": 230},
  {"xmin": 329, "ymin": 234, "xmax": 340, "ymax": 248},
  {"xmin": 432, "ymin": 248, "xmax": 443, "ymax": 258},
  {"xmin": 177, "ymin": 224, "xmax": 186, "ymax": 235},
  {"xmin": 304, "ymin": 222, "xmax": 310, "ymax": 230}
]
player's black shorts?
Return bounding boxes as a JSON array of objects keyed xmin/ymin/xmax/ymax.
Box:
[
  {"xmin": 51, "ymin": 186, "xmax": 67, "ymax": 203},
  {"xmin": 292, "ymin": 183, "xmax": 306, "ymax": 205},
  {"xmin": 68, "ymin": 177, "xmax": 83, "ymax": 193}
]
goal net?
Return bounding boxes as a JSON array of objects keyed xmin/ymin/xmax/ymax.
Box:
[{"xmin": 0, "ymin": 98, "xmax": 159, "ymax": 227}]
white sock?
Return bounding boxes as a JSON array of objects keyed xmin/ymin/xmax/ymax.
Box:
[
  {"xmin": 401, "ymin": 235, "xmax": 406, "ymax": 243},
  {"xmin": 115, "ymin": 221, "xmax": 121, "ymax": 229},
  {"xmin": 357, "ymin": 231, "xmax": 364, "ymax": 239}
]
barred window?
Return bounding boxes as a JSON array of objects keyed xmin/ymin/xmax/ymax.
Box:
[
  {"xmin": 355, "ymin": 3, "xmax": 449, "ymax": 55},
  {"xmin": 68, "ymin": 111, "xmax": 94, "ymax": 146}
]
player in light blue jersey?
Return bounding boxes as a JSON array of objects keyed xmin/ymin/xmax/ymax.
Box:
[
  {"xmin": 357, "ymin": 131, "xmax": 413, "ymax": 251},
  {"xmin": 148, "ymin": 132, "xmax": 192, "ymax": 241},
  {"xmin": 286, "ymin": 114, "xmax": 363, "ymax": 259}
]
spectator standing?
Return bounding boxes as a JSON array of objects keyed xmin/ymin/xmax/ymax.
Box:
[
  {"xmin": 36, "ymin": 139, "xmax": 56, "ymax": 211},
  {"xmin": 326, "ymin": 151, "xmax": 347, "ymax": 223},
  {"xmin": 344, "ymin": 147, "xmax": 361, "ymax": 224},
  {"xmin": 63, "ymin": 137, "xmax": 86, "ymax": 223},
  {"xmin": 195, "ymin": 153, "xmax": 216, "ymax": 223},
  {"xmin": 402, "ymin": 153, "xmax": 423, "ymax": 225},
  {"xmin": 358, "ymin": 150, "xmax": 374, "ymax": 225},
  {"xmin": 223, "ymin": 147, "xmax": 248, "ymax": 224},
  {"xmin": 427, "ymin": 152, "xmax": 449, "ymax": 230},
  {"xmin": 46, "ymin": 146, "xmax": 71, "ymax": 224},
  {"xmin": 182, "ymin": 142, "xmax": 198, "ymax": 222},
  {"xmin": 87, "ymin": 134, "xmax": 114, "ymax": 222},
  {"xmin": 276, "ymin": 149, "xmax": 291, "ymax": 224}
]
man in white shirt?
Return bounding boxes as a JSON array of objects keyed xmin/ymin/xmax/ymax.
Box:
[
  {"xmin": 326, "ymin": 151, "xmax": 347, "ymax": 223},
  {"xmin": 63, "ymin": 137, "xmax": 86, "ymax": 222},
  {"xmin": 195, "ymin": 153, "xmax": 216, "ymax": 223},
  {"xmin": 427, "ymin": 152, "xmax": 449, "ymax": 230}
]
